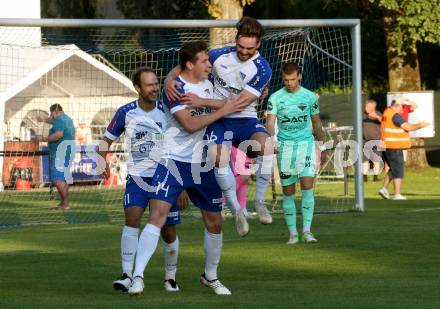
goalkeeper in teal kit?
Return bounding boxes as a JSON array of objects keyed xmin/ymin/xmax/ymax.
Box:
[{"xmin": 266, "ymin": 62, "xmax": 326, "ymax": 244}]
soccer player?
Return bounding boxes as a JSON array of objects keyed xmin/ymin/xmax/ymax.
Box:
[
  {"xmin": 266, "ymin": 62, "xmax": 326, "ymax": 244},
  {"xmin": 166, "ymin": 17, "xmax": 274, "ymax": 236},
  {"xmin": 127, "ymin": 41, "xmax": 242, "ymax": 296},
  {"xmin": 98, "ymin": 67, "xmax": 189, "ymax": 292}
]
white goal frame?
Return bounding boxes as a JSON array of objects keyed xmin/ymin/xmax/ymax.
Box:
[{"xmin": 0, "ymin": 18, "xmax": 363, "ymax": 211}]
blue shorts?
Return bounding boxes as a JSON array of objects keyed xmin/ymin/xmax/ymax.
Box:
[
  {"xmin": 384, "ymin": 149, "xmax": 404, "ymax": 179},
  {"xmin": 150, "ymin": 160, "xmax": 222, "ymax": 212},
  {"xmin": 205, "ymin": 118, "xmax": 268, "ymax": 147},
  {"xmin": 50, "ymin": 155, "xmax": 73, "ymax": 182},
  {"xmin": 124, "ymin": 175, "xmax": 180, "ymax": 225}
]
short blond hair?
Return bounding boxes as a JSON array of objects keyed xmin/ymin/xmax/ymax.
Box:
[{"xmin": 365, "ymin": 99, "xmax": 376, "ymax": 105}]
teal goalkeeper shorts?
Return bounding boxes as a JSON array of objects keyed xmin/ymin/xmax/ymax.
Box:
[{"xmin": 276, "ymin": 139, "xmax": 316, "ymax": 186}]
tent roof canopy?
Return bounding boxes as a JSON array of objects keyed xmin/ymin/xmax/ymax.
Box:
[{"xmin": 0, "ymin": 44, "xmax": 136, "ymax": 101}]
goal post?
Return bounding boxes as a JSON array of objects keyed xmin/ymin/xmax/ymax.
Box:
[{"xmin": 0, "ymin": 18, "xmax": 363, "ymax": 227}]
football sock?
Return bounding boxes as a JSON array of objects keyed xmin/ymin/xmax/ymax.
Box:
[
  {"xmin": 163, "ymin": 237, "xmax": 179, "ymax": 281},
  {"xmin": 301, "ymin": 189, "xmax": 315, "ymax": 233},
  {"xmin": 121, "ymin": 225, "xmax": 139, "ymax": 278},
  {"xmin": 204, "ymin": 229, "xmax": 223, "ymax": 281},
  {"xmin": 132, "ymin": 224, "xmax": 161, "ymax": 278},
  {"xmin": 255, "ymin": 154, "xmax": 274, "ymax": 201},
  {"xmin": 215, "ymin": 166, "xmax": 240, "ymax": 214},
  {"xmin": 282, "ymin": 194, "xmax": 297, "ymax": 235}
]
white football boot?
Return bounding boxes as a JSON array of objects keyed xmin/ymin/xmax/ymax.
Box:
[
  {"xmin": 234, "ymin": 208, "xmax": 249, "ymax": 237},
  {"xmin": 302, "ymin": 232, "xmax": 318, "ymax": 243},
  {"xmin": 287, "ymin": 234, "xmax": 299, "ymax": 245},
  {"xmin": 254, "ymin": 200, "xmax": 273, "ymax": 224},
  {"xmin": 128, "ymin": 276, "xmax": 144, "ymax": 295},
  {"xmin": 164, "ymin": 279, "xmax": 180, "ymax": 292},
  {"xmin": 112, "ymin": 273, "xmax": 132, "ymax": 292},
  {"xmin": 200, "ymin": 273, "xmax": 231, "ymax": 295}
]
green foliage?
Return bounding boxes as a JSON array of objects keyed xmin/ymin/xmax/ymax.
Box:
[
  {"xmin": 41, "ymin": 0, "xmax": 96, "ymax": 18},
  {"xmin": 116, "ymin": 0, "xmax": 208, "ymax": 19},
  {"xmin": 369, "ymin": 0, "xmax": 440, "ymax": 56}
]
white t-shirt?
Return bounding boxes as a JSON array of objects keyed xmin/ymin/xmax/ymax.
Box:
[
  {"xmin": 209, "ymin": 46, "xmax": 272, "ymax": 119},
  {"xmin": 104, "ymin": 100, "xmax": 166, "ymax": 177},
  {"xmin": 162, "ymin": 76, "xmax": 214, "ymax": 163}
]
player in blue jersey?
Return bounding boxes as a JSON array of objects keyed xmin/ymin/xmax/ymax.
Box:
[
  {"xmin": 165, "ymin": 17, "xmax": 275, "ymax": 237},
  {"xmin": 127, "ymin": 42, "xmax": 242, "ymax": 296},
  {"xmin": 98, "ymin": 67, "xmax": 189, "ymax": 293},
  {"xmin": 266, "ymin": 62, "xmax": 327, "ymax": 244}
]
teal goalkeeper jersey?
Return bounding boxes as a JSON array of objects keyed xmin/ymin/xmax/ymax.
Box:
[{"xmin": 267, "ymin": 86, "xmax": 319, "ymax": 143}]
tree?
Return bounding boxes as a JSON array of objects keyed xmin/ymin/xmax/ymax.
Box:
[
  {"xmin": 116, "ymin": 0, "xmax": 207, "ymax": 19},
  {"xmin": 370, "ymin": 0, "xmax": 440, "ymax": 168},
  {"xmin": 205, "ymin": 0, "xmax": 255, "ymax": 46}
]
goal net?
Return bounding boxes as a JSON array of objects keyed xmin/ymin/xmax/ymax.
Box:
[{"xmin": 0, "ymin": 22, "xmax": 357, "ymax": 227}]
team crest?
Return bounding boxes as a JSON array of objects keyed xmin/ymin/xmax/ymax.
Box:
[
  {"xmin": 267, "ymin": 101, "xmax": 273, "ymax": 111},
  {"xmin": 298, "ymin": 104, "xmax": 307, "ymax": 111},
  {"xmin": 239, "ymin": 72, "xmax": 246, "ymax": 80}
]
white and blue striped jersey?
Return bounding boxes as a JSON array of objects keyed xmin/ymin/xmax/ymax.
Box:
[
  {"xmin": 209, "ymin": 46, "xmax": 272, "ymax": 119},
  {"xmin": 104, "ymin": 100, "xmax": 166, "ymax": 178},
  {"xmin": 162, "ymin": 76, "xmax": 214, "ymax": 163}
]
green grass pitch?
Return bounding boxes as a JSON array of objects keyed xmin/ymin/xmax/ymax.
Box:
[{"xmin": 1, "ymin": 168, "xmax": 439, "ymax": 308}]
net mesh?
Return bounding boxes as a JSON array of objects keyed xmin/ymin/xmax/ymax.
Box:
[{"xmin": 0, "ymin": 25, "xmax": 355, "ymax": 227}]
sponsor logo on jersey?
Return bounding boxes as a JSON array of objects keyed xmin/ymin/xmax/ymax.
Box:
[
  {"xmin": 220, "ymin": 64, "xmax": 228, "ymax": 69},
  {"xmin": 226, "ymin": 86, "xmax": 241, "ymax": 95},
  {"xmin": 279, "ymin": 171, "xmax": 291, "ymax": 179},
  {"xmin": 135, "ymin": 131, "xmax": 163, "ymax": 140},
  {"xmin": 281, "ymin": 115, "xmax": 308, "ymax": 123},
  {"xmin": 212, "ymin": 198, "xmax": 223, "ymax": 204},
  {"xmin": 190, "ymin": 107, "xmax": 213, "ymax": 116},
  {"xmin": 215, "ymin": 75, "xmax": 228, "ymax": 87},
  {"xmin": 204, "ymin": 88, "xmax": 210, "ymax": 95},
  {"xmin": 138, "ymin": 141, "xmax": 154, "ymax": 153}
]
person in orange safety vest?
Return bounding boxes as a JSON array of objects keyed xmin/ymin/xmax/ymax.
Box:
[{"xmin": 378, "ymin": 101, "xmax": 429, "ymax": 200}]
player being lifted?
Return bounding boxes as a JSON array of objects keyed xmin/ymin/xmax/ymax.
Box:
[
  {"xmin": 128, "ymin": 41, "xmax": 242, "ymax": 295},
  {"xmin": 266, "ymin": 62, "xmax": 326, "ymax": 244},
  {"xmin": 98, "ymin": 67, "xmax": 189, "ymax": 292},
  {"xmin": 166, "ymin": 16, "xmax": 274, "ymax": 237}
]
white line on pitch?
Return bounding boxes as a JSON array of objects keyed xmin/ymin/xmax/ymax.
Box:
[{"xmin": 407, "ymin": 208, "xmax": 440, "ymax": 212}]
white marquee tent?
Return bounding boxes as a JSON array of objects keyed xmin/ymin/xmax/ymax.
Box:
[{"xmin": 0, "ymin": 43, "xmax": 137, "ymax": 189}]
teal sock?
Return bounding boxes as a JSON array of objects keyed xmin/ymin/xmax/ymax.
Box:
[
  {"xmin": 282, "ymin": 194, "xmax": 297, "ymax": 235},
  {"xmin": 301, "ymin": 189, "xmax": 315, "ymax": 232}
]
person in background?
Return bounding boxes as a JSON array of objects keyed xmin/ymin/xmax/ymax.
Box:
[
  {"xmin": 224, "ymin": 146, "xmax": 253, "ymax": 216},
  {"xmin": 362, "ymin": 99, "xmax": 382, "ymax": 182},
  {"xmin": 37, "ymin": 104, "xmax": 75, "ymax": 210},
  {"xmin": 75, "ymin": 121, "xmax": 92, "ymax": 144},
  {"xmin": 379, "ymin": 101, "xmax": 428, "ymax": 200},
  {"xmin": 382, "ymin": 96, "xmax": 418, "ymax": 183}
]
